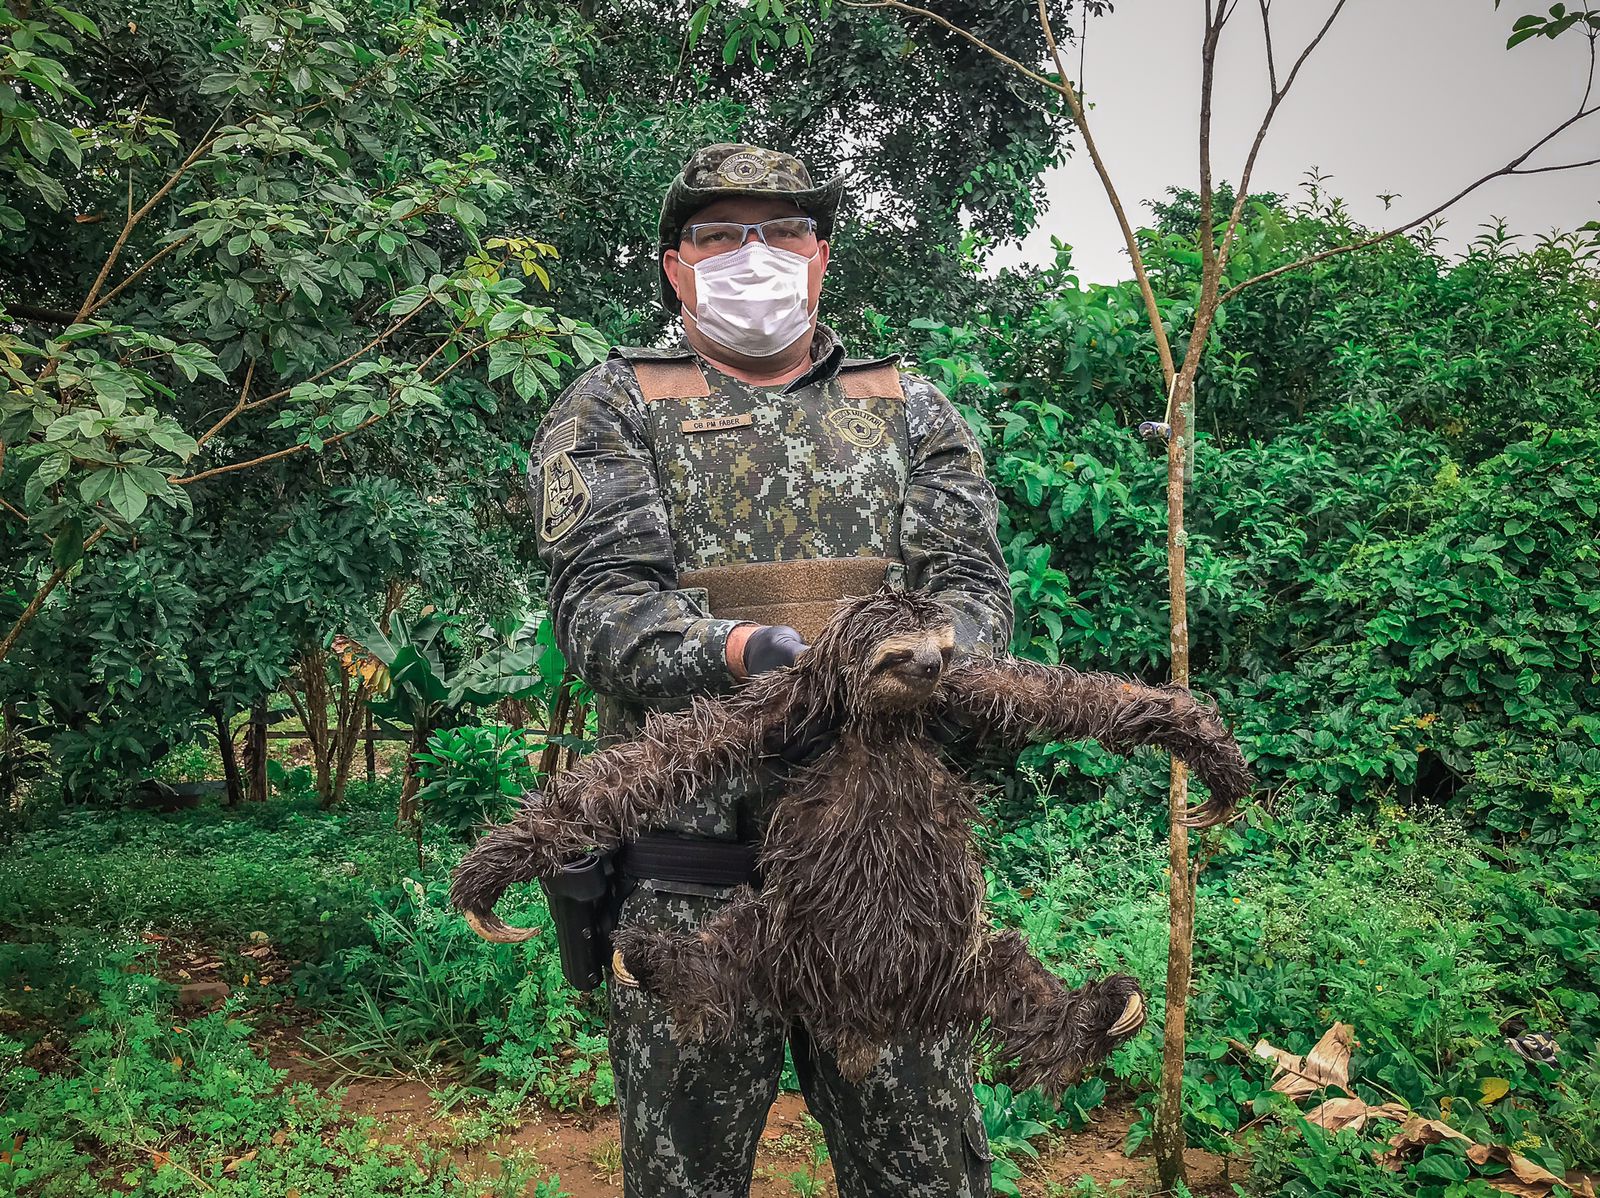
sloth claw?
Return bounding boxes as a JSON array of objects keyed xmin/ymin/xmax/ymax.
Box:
[
  {"xmin": 1109, "ymin": 992, "xmax": 1145, "ymax": 1037},
  {"xmin": 611, "ymin": 948, "xmax": 640, "ymax": 988}
]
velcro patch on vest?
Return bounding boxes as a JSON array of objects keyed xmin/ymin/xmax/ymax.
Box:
[
  {"xmin": 838, "ymin": 363, "xmax": 905, "ymax": 400},
  {"xmin": 633, "ymin": 358, "xmax": 711, "ymax": 402},
  {"xmin": 680, "ymin": 413, "xmax": 754, "ymax": 434}
]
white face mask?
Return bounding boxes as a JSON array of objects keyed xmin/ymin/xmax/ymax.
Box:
[{"xmin": 687, "ymin": 241, "xmax": 817, "ymax": 358}]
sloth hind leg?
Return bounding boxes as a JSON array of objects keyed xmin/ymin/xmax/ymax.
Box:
[
  {"xmin": 974, "ymin": 929, "xmax": 1146, "ymax": 1096},
  {"xmin": 611, "ymin": 885, "xmax": 767, "ymax": 1044}
]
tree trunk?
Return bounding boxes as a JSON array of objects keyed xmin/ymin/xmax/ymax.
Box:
[
  {"xmin": 286, "ymin": 651, "xmax": 335, "ymax": 806},
  {"xmin": 246, "ymin": 701, "xmax": 269, "ymax": 802},
  {"xmin": 397, "ymin": 720, "xmax": 429, "ymax": 826},
  {"xmin": 326, "ymin": 668, "xmax": 368, "ymax": 808},
  {"xmin": 1154, "ymin": 375, "xmax": 1196, "ymax": 1190},
  {"xmin": 0, "ymin": 701, "xmax": 16, "ymax": 809},
  {"xmin": 365, "ymin": 710, "xmax": 376, "ymax": 780},
  {"xmin": 214, "ymin": 707, "xmax": 244, "ymax": 807}
]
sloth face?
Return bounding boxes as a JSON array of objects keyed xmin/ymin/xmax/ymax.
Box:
[
  {"xmin": 859, "ymin": 623, "xmax": 956, "ymax": 711},
  {"xmin": 803, "ymin": 587, "xmax": 962, "ymax": 719}
]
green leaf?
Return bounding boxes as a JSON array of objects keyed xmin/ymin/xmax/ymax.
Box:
[
  {"xmin": 24, "ymin": 451, "xmax": 69, "ymax": 507},
  {"xmin": 149, "ymin": 424, "xmax": 200, "ymax": 461},
  {"xmin": 78, "ymin": 468, "xmax": 114, "ymax": 504},
  {"xmin": 107, "ymin": 470, "xmax": 149, "ymax": 521},
  {"xmin": 50, "ymin": 515, "xmax": 85, "ymax": 570},
  {"xmin": 688, "ymin": 2, "xmax": 712, "ymax": 43}
]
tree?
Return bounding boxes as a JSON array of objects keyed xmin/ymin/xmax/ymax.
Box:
[
  {"xmin": 806, "ymin": 0, "xmax": 1600, "ymax": 1183},
  {"xmin": 0, "ymin": 2, "xmax": 611, "ymax": 794}
]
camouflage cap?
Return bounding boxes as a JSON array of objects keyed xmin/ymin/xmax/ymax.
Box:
[{"xmin": 657, "ymin": 143, "xmax": 845, "ymax": 314}]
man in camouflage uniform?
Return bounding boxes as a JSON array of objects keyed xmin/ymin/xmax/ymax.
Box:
[{"xmin": 529, "ymin": 143, "xmax": 1013, "ymax": 1198}]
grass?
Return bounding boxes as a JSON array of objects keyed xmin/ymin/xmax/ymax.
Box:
[{"xmin": 3, "ymin": 761, "xmax": 1599, "ymax": 1197}]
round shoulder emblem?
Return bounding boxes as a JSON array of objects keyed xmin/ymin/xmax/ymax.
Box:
[
  {"xmin": 824, "ymin": 406, "xmax": 887, "ymax": 450},
  {"xmin": 720, "ymin": 151, "xmax": 773, "ymax": 185}
]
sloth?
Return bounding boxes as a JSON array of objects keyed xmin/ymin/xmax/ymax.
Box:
[{"xmin": 451, "ymin": 588, "xmax": 1253, "ymax": 1092}]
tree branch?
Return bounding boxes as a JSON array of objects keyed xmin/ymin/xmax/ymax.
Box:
[
  {"xmin": 1220, "ymin": 100, "xmax": 1600, "ymax": 304},
  {"xmin": 245, "ymin": 297, "xmax": 439, "ymax": 410},
  {"xmin": 1257, "ymin": 0, "xmax": 1278, "ymax": 94},
  {"xmin": 1219, "ymin": 0, "xmax": 1350, "ymax": 270},
  {"xmin": 87, "ymin": 232, "xmax": 197, "ymax": 318},
  {"xmin": 1034, "ymin": 0, "xmax": 1177, "ymax": 387},
  {"xmin": 845, "ymin": 0, "xmax": 1179, "ymax": 384},
  {"xmin": 2, "ymin": 301, "xmax": 78, "ymax": 325},
  {"xmin": 1509, "ymin": 155, "xmax": 1600, "ymax": 174},
  {"xmin": 0, "ymin": 524, "xmax": 109, "ymax": 663},
  {"xmin": 172, "ymin": 414, "xmax": 384, "ymax": 486},
  {"xmin": 841, "ymin": 0, "xmax": 1064, "ymax": 93},
  {"xmin": 197, "ymin": 359, "xmax": 256, "ymax": 448},
  {"xmin": 74, "ymin": 125, "xmax": 222, "ymax": 324}
]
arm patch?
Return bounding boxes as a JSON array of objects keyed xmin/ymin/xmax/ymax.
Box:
[{"xmin": 538, "ymin": 417, "xmax": 592, "ymax": 544}]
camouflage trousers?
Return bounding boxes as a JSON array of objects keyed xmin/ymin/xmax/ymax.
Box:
[{"xmin": 608, "ymin": 879, "xmax": 994, "ymax": 1198}]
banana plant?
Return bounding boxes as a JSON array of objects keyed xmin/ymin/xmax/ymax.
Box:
[{"xmin": 335, "ymin": 609, "xmax": 561, "ymax": 825}]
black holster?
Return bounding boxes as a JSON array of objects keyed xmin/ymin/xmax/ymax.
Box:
[{"xmin": 538, "ymin": 852, "xmax": 617, "ymax": 991}]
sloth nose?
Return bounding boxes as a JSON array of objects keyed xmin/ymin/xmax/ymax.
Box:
[{"xmin": 911, "ymin": 652, "xmax": 943, "ymax": 679}]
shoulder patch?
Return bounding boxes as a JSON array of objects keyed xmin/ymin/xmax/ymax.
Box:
[{"xmin": 538, "ymin": 418, "xmax": 591, "ymax": 544}]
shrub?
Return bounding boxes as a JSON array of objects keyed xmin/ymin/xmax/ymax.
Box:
[{"xmin": 0, "ymin": 960, "xmax": 568, "ymax": 1197}]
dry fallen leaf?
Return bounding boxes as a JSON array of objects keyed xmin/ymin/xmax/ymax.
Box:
[
  {"xmin": 1254, "ymin": 1022, "xmax": 1354, "ymax": 1100},
  {"xmin": 223, "ymin": 1149, "xmax": 257, "ymax": 1173},
  {"xmin": 1380, "ymin": 1115, "xmax": 1598, "ymax": 1198},
  {"xmin": 1302, "ymin": 1096, "xmax": 1408, "ymax": 1133}
]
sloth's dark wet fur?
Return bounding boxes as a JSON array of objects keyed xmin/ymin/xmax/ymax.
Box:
[{"xmin": 450, "ymin": 587, "xmax": 1253, "ymax": 1091}]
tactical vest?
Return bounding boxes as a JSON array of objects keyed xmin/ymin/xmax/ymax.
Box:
[
  {"xmin": 613, "ymin": 345, "xmax": 913, "ymax": 643},
  {"xmin": 599, "ymin": 344, "xmax": 914, "ymax": 842}
]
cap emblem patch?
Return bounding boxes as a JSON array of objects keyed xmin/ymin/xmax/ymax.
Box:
[{"xmin": 720, "ymin": 151, "xmax": 773, "ymax": 185}]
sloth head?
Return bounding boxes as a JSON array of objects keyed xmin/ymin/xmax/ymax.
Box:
[{"xmin": 799, "ymin": 588, "xmax": 958, "ymax": 717}]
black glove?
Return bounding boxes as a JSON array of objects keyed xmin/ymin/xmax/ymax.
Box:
[
  {"xmin": 743, "ymin": 624, "xmax": 807, "ymax": 675},
  {"xmin": 765, "ymin": 710, "xmax": 837, "ymax": 768}
]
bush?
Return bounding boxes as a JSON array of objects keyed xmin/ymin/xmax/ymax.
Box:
[
  {"xmin": 0, "ymin": 960, "xmax": 568, "ymax": 1197},
  {"xmin": 313, "ymin": 865, "xmax": 613, "ymax": 1109},
  {"xmin": 413, "ymin": 723, "xmax": 542, "ymax": 840}
]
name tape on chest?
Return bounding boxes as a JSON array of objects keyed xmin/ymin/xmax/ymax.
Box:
[{"xmin": 680, "ymin": 413, "xmax": 754, "ymax": 434}]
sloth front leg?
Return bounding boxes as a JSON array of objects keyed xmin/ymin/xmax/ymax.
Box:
[
  {"xmin": 936, "ymin": 658, "xmax": 1253, "ymax": 828},
  {"xmin": 611, "ymin": 885, "xmax": 769, "ymax": 1044},
  {"xmin": 451, "ymin": 696, "xmax": 769, "ymax": 941},
  {"xmin": 973, "ymin": 929, "xmax": 1146, "ymax": 1096}
]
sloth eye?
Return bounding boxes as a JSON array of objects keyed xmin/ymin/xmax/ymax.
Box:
[{"xmin": 874, "ymin": 649, "xmax": 913, "ymax": 671}]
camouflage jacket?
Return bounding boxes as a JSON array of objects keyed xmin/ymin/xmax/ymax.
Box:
[{"xmin": 529, "ymin": 323, "xmax": 1013, "ymax": 749}]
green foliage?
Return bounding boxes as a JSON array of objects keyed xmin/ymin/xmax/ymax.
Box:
[
  {"xmin": 975, "ymin": 1082, "xmax": 1051, "ymax": 1195},
  {"xmin": 0, "ymin": 961, "xmax": 569, "ymax": 1197},
  {"xmin": 414, "ymin": 723, "xmax": 542, "ymax": 839},
  {"xmin": 900, "ymin": 184, "xmax": 1600, "ymax": 829},
  {"xmin": 0, "ymin": 781, "xmax": 413, "ymax": 1015},
  {"xmin": 314, "ymin": 868, "xmax": 612, "ymax": 1108},
  {"xmin": 353, "ymin": 611, "xmax": 554, "ymax": 731}
]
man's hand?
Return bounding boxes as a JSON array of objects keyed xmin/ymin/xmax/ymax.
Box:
[{"xmin": 735, "ymin": 624, "xmax": 808, "ymax": 676}]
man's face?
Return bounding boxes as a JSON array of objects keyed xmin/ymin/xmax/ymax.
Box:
[{"xmin": 662, "ymin": 195, "xmax": 831, "ymax": 342}]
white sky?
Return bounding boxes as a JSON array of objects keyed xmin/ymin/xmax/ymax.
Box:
[{"xmin": 987, "ymin": 0, "xmax": 1600, "ymax": 282}]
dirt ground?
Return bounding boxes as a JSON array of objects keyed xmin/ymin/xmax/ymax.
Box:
[
  {"xmin": 171, "ymin": 930, "xmax": 1241, "ymax": 1198},
  {"xmin": 321, "ymin": 1071, "xmax": 1241, "ymax": 1198}
]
